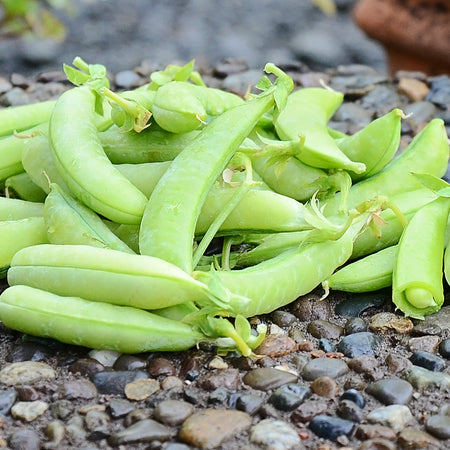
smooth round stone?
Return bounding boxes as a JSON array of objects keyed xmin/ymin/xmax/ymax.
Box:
[
  {"xmin": 60, "ymin": 379, "xmax": 98, "ymax": 400},
  {"xmin": 108, "ymin": 398, "xmax": 135, "ymax": 419},
  {"xmin": 11, "ymin": 400, "xmax": 49, "ymax": 422},
  {"xmin": 153, "ymin": 400, "xmax": 195, "ymax": 426},
  {"xmin": 307, "ymin": 319, "xmax": 344, "ymax": 339},
  {"xmin": 340, "ymin": 389, "xmax": 366, "ymax": 409},
  {"xmin": 409, "ymin": 351, "xmax": 447, "ymax": 372},
  {"xmin": 271, "ymin": 310, "xmax": 297, "ymax": 328},
  {"xmin": 124, "ymin": 378, "xmax": 160, "ymax": 401},
  {"xmin": 6, "ymin": 341, "xmax": 52, "ymax": 362},
  {"xmin": 290, "ymin": 293, "xmax": 332, "ymax": 321},
  {"xmin": 89, "ymin": 349, "xmax": 121, "ymax": 367},
  {"xmin": 114, "ymin": 70, "xmax": 142, "ymax": 89},
  {"xmin": 208, "ymin": 387, "xmax": 229, "ymax": 405},
  {"xmin": 234, "ymin": 393, "xmax": 265, "ymax": 415},
  {"xmin": 147, "ymin": 357, "xmax": 177, "ymax": 377},
  {"xmin": 242, "ymin": 367, "xmax": 298, "ymax": 391},
  {"xmin": 403, "ymin": 101, "xmax": 437, "ymax": 123},
  {"xmin": 250, "ymin": 419, "xmax": 301, "ymax": 450},
  {"xmin": 91, "ymin": 370, "xmax": 149, "ymax": 395},
  {"xmin": 9, "ymin": 429, "xmax": 41, "ymax": 450},
  {"xmin": 108, "ymin": 418, "xmax": 172, "ymax": 446},
  {"xmin": 425, "ymin": 414, "xmax": 450, "ymax": 439},
  {"xmin": 267, "ymin": 384, "xmax": 311, "ymax": 411},
  {"xmin": 439, "ymin": 338, "xmax": 450, "ymax": 358},
  {"xmin": 0, "ymin": 361, "xmax": 55, "ymax": 386},
  {"xmin": 397, "ymin": 427, "xmax": 441, "ymax": 449},
  {"xmin": 336, "ymin": 399, "xmax": 364, "ymax": 423},
  {"xmin": 344, "ymin": 317, "xmax": 368, "ymax": 334},
  {"xmin": 332, "ymin": 102, "xmax": 373, "ymax": 128},
  {"xmin": 291, "ymin": 399, "xmax": 328, "ymax": 423},
  {"xmin": 68, "ymin": 358, "xmax": 105, "ymax": 377},
  {"xmin": 335, "ymin": 293, "xmax": 386, "ymax": 317},
  {"xmin": 302, "ymin": 357, "xmax": 349, "ymax": 381},
  {"xmin": 366, "ymin": 405, "xmax": 414, "ymax": 433},
  {"xmin": 336, "ymin": 332, "xmax": 380, "ymax": 358},
  {"xmin": 113, "ymin": 354, "xmax": 147, "ymax": 371},
  {"xmin": 310, "ymin": 376, "xmax": 339, "ymax": 398},
  {"xmin": 0, "ymin": 388, "xmax": 17, "ymax": 415},
  {"xmin": 199, "ymin": 368, "xmax": 241, "ymax": 391},
  {"xmin": 256, "ymin": 334, "xmax": 298, "ymax": 357},
  {"xmin": 84, "ymin": 410, "xmax": 111, "ymax": 439},
  {"xmin": 426, "ymin": 75, "xmax": 450, "ymax": 108},
  {"xmin": 408, "ymin": 335, "xmax": 441, "ymax": 353},
  {"xmin": 404, "ymin": 365, "xmax": 450, "ymax": 390},
  {"xmin": 361, "ymin": 85, "xmax": 401, "ymax": 112},
  {"xmin": 358, "ymin": 438, "xmax": 397, "ymax": 450},
  {"xmin": 366, "ymin": 378, "xmax": 413, "ymax": 405},
  {"xmin": 309, "ymin": 414, "xmax": 355, "ymax": 441},
  {"xmin": 319, "ymin": 338, "xmax": 336, "ymax": 353}
]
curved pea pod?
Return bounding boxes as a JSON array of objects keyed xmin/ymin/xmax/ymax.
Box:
[
  {"xmin": 321, "ymin": 118, "xmax": 450, "ymax": 216},
  {"xmin": 392, "ymin": 197, "xmax": 450, "ymax": 320},
  {"xmin": 0, "ymin": 100, "xmax": 55, "ymax": 137},
  {"xmin": 7, "ymin": 244, "xmax": 212, "ymax": 310},
  {"xmin": 5, "ymin": 172, "xmax": 47, "ymax": 203},
  {"xmin": 0, "ymin": 197, "xmax": 44, "ymax": 220},
  {"xmin": 335, "ymin": 108, "xmax": 404, "ymax": 181},
  {"xmin": 44, "ymin": 183, "xmax": 135, "ymax": 253},
  {"xmin": 49, "ymin": 85, "xmax": 148, "ymax": 224},
  {"xmin": 324, "ymin": 245, "xmax": 397, "ymax": 293},
  {"xmin": 273, "ymin": 87, "xmax": 365, "ymax": 174},
  {"xmin": 0, "ymin": 285, "xmax": 205, "ymax": 353},
  {"xmin": 0, "ymin": 217, "xmax": 48, "ymax": 277},
  {"xmin": 99, "ymin": 125, "xmax": 200, "ymax": 164}
]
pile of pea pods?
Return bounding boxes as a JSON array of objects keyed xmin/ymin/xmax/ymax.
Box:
[{"xmin": 0, "ymin": 57, "xmax": 449, "ymax": 356}]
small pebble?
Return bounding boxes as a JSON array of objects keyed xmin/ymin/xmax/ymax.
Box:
[
  {"xmin": 108, "ymin": 418, "xmax": 172, "ymax": 446},
  {"xmin": 385, "ymin": 354, "xmax": 412, "ymax": 374},
  {"xmin": 0, "ymin": 361, "xmax": 55, "ymax": 386},
  {"xmin": 336, "ymin": 399, "xmax": 364, "ymax": 422},
  {"xmin": 358, "ymin": 438, "xmax": 397, "ymax": 450},
  {"xmin": 147, "ymin": 357, "xmax": 177, "ymax": 377},
  {"xmin": 234, "ymin": 393, "xmax": 265, "ymax": 415},
  {"xmin": 113, "ymin": 354, "xmax": 147, "ymax": 371},
  {"xmin": 425, "ymin": 414, "xmax": 450, "ymax": 439},
  {"xmin": 207, "ymin": 356, "xmax": 228, "ymax": 370},
  {"xmin": 9, "ymin": 429, "xmax": 41, "ymax": 450},
  {"xmin": 44, "ymin": 420, "xmax": 65, "ymax": 447},
  {"xmin": 310, "ymin": 376, "xmax": 339, "ymax": 398},
  {"xmin": 309, "ymin": 414, "xmax": 355, "ymax": 441},
  {"xmin": 0, "ymin": 388, "xmax": 17, "ymax": 415},
  {"xmin": 344, "ymin": 317, "xmax": 368, "ymax": 334},
  {"xmin": 355, "ymin": 423, "xmax": 397, "ymax": 440},
  {"xmin": 397, "ymin": 77, "xmax": 430, "ymax": 102},
  {"xmin": 88, "ymin": 349, "xmax": 121, "ymax": 367},
  {"xmin": 340, "ymin": 388, "xmax": 366, "ymax": 408},
  {"xmin": 124, "ymin": 378, "xmax": 160, "ymax": 401},
  {"xmin": 409, "ymin": 351, "xmax": 447, "ymax": 372},
  {"xmin": 366, "ymin": 378, "xmax": 413, "ymax": 405},
  {"xmin": 154, "ymin": 399, "xmax": 195, "ymax": 426},
  {"xmin": 439, "ymin": 338, "xmax": 450, "ymax": 358},
  {"xmin": 368, "ymin": 312, "xmax": 414, "ymax": 334},
  {"xmin": 91, "ymin": 370, "xmax": 149, "ymax": 395},
  {"xmin": 366, "ymin": 405, "xmax": 414, "ymax": 432},
  {"xmin": 290, "ymin": 293, "xmax": 332, "ymax": 321},
  {"xmin": 301, "ymin": 357, "xmax": 349, "ymax": 380},
  {"xmin": 60, "ymin": 379, "xmax": 98, "ymax": 400},
  {"xmin": 271, "ymin": 310, "xmax": 297, "ymax": 328},
  {"xmin": 11, "ymin": 400, "xmax": 49, "ymax": 422},
  {"xmin": 68, "ymin": 358, "xmax": 105, "ymax": 377},
  {"xmin": 267, "ymin": 384, "xmax": 311, "ymax": 411},
  {"xmin": 336, "ymin": 331, "xmax": 380, "ymax": 357},
  {"xmin": 242, "ymin": 367, "xmax": 298, "ymax": 390},
  {"xmin": 250, "ymin": 419, "xmax": 301, "ymax": 450},
  {"xmin": 397, "ymin": 427, "xmax": 441, "ymax": 448},
  {"xmin": 408, "ymin": 335, "xmax": 441, "ymax": 353},
  {"xmin": 256, "ymin": 334, "xmax": 298, "ymax": 357},
  {"xmin": 290, "ymin": 399, "xmax": 328, "ymax": 423},
  {"xmin": 199, "ymin": 368, "xmax": 241, "ymax": 391},
  {"xmin": 108, "ymin": 398, "xmax": 135, "ymax": 419},
  {"xmin": 307, "ymin": 319, "xmax": 344, "ymax": 339},
  {"xmin": 84, "ymin": 409, "xmax": 110, "ymax": 439},
  {"xmin": 404, "ymin": 365, "xmax": 450, "ymax": 390}
]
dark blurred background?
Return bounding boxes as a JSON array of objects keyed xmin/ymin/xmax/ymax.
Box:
[{"xmin": 0, "ymin": 0, "xmax": 387, "ymax": 76}]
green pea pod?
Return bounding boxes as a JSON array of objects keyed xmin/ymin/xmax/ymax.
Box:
[
  {"xmin": 0, "ymin": 217, "xmax": 48, "ymax": 277},
  {"xmin": 274, "ymin": 87, "xmax": 365, "ymax": 174},
  {"xmin": 335, "ymin": 108, "xmax": 404, "ymax": 181},
  {"xmin": 0, "ymin": 285, "xmax": 205, "ymax": 353},
  {"xmin": 5, "ymin": 172, "xmax": 47, "ymax": 203},
  {"xmin": 7, "ymin": 244, "xmax": 212, "ymax": 310},
  {"xmin": 393, "ymin": 197, "xmax": 450, "ymax": 319},
  {"xmin": 44, "ymin": 183, "xmax": 135, "ymax": 253},
  {"xmin": 139, "ymin": 63, "xmax": 294, "ymax": 273},
  {"xmin": 324, "ymin": 245, "xmax": 397, "ymax": 293},
  {"xmin": 49, "ymin": 85, "xmax": 148, "ymax": 224},
  {"xmin": 0, "ymin": 100, "xmax": 55, "ymax": 137},
  {"xmin": 0, "ymin": 196, "xmax": 44, "ymax": 220},
  {"xmin": 321, "ymin": 118, "xmax": 450, "ymax": 216}
]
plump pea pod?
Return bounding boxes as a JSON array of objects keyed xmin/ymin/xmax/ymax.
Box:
[
  {"xmin": 0, "ymin": 100, "xmax": 55, "ymax": 137},
  {"xmin": 324, "ymin": 245, "xmax": 397, "ymax": 293},
  {"xmin": 0, "ymin": 285, "xmax": 205, "ymax": 353},
  {"xmin": 49, "ymin": 85, "xmax": 148, "ymax": 224},
  {"xmin": 44, "ymin": 183, "xmax": 135, "ymax": 253},
  {"xmin": 0, "ymin": 217, "xmax": 48, "ymax": 277},
  {"xmin": 99, "ymin": 125, "xmax": 200, "ymax": 164},
  {"xmin": 321, "ymin": 119, "xmax": 450, "ymax": 216},
  {"xmin": 7, "ymin": 244, "xmax": 212, "ymax": 310},
  {"xmin": 392, "ymin": 196, "xmax": 450, "ymax": 319},
  {"xmin": 0, "ymin": 196, "xmax": 44, "ymax": 220},
  {"xmin": 139, "ymin": 64, "xmax": 294, "ymax": 273},
  {"xmin": 335, "ymin": 108, "xmax": 404, "ymax": 181},
  {"xmin": 273, "ymin": 87, "xmax": 366, "ymax": 174},
  {"xmin": 4, "ymin": 172, "xmax": 47, "ymax": 202},
  {"xmin": 194, "ymin": 217, "xmax": 364, "ymax": 318}
]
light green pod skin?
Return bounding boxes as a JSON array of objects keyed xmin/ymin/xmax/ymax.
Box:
[
  {"xmin": 7, "ymin": 244, "xmax": 211, "ymax": 310},
  {"xmin": 325, "ymin": 245, "xmax": 397, "ymax": 293},
  {"xmin": 0, "ymin": 217, "xmax": 48, "ymax": 277},
  {"xmin": 0, "ymin": 100, "xmax": 55, "ymax": 137},
  {"xmin": 0, "ymin": 285, "xmax": 205, "ymax": 353},
  {"xmin": 99, "ymin": 125, "xmax": 200, "ymax": 164},
  {"xmin": 44, "ymin": 183, "xmax": 135, "ymax": 253},
  {"xmin": 0, "ymin": 197, "xmax": 44, "ymax": 220},
  {"xmin": 274, "ymin": 88, "xmax": 365, "ymax": 174},
  {"xmin": 335, "ymin": 108, "xmax": 404, "ymax": 181},
  {"xmin": 393, "ymin": 197, "xmax": 450, "ymax": 320},
  {"xmin": 49, "ymin": 86, "xmax": 148, "ymax": 224},
  {"xmin": 5, "ymin": 172, "xmax": 47, "ymax": 203},
  {"xmin": 321, "ymin": 119, "xmax": 450, "ymax": 216}
]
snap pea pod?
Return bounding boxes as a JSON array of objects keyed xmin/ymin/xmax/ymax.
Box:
[
  {"xmin": 273, "ymin": 87, "xmax": 366, "ymax": 174},
  {"xmin": 5, "ymin": 172, "xmax": 47, "ymax": 202},
  {"xmin": 393, "ymin": 196, "xmax": 450, "ymax": 319},
  {"xmin": 0, "ymin": 218, "xmax": 48, "ymax": 277},
  {"xmin": 321, "ymin": 118, "xmax": 450, "ymax": 216},
  {"xmin": 139, "ymin": 64, "xmax": 294, "ymax": 273},
  {"xmin": 323, "ymin": 245, "xmax": 397, "ymax": 293},
  {"xmin": 0, "ymin": 100, "xmax": 55, "ymax": 137},
  {"xmin": 7, "ymin": 244, "xmax": 212, "ymax": 310},
  {"xmin": 0, "ymin": 196, "xmax": 44, "ymax": 220},
  {"xmin": 43, "ymin": 183, "xmax": 135, "ymax": 253},
  {"xmin": 0, "ymin": 285, "xmax": 205, "ymax": 353},
  {"xmin": 49, "ymin": 85, "xmax": 148, "ymax": 224},
  {"xmin": 335, "ymin": 108, "xmax": 404, "ymax": 181}
]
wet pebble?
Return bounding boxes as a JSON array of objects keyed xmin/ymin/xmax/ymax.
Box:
[
  {"xmin": 153, "ymin": 399, "xmax": 195, "ymax": 426},
  {"xmin": 301, "ymin": 357, "xmax": 349, "ymax": 380},
  {"xmin": 124, "ymin": 378, "xmax": 160, "ymax": 401},
  {"xmin": 336, "ymin": 331, "xmax": 380, "ymax": 357},
  {"xmin": 113, "ymin": 354, "xmax": 148, "ymax": 371},
  {"xmin": 307, "ymin": 319, "xmax": 344, "ymax": 339},
  {"xmin": 0, "ymin": 361, "xmax": 55, "ymax": 386},
  {"xmin": 249, "ymin": 419, "xmax": 301, "ymax": 450},
  {"xmin": 256, "ymin": 334, "xmax": 298, "ymax": 357},
  {"xmin": 9, "ymin": 429, "xmax": 41, "ymax": 450},
  {"xmin": 310, "ymin": 376, "xmax": 339, "ymax": 398},
  {"xmin": 425, "ymin": 413, "xmax": 450, "ymax": 439},
  {"xmin": 91, "ymin": 370, "xmax": 148, "ymax": 395},
  {"xmin": 404, "ymin": 365, "xmax": 450, "ymax": 390},
  {"xmin": 11, "ymin": 400, "xmax": 49, "ymax": 422},
  {"xmin": 409, "ymin": 351, "xmax": 446, "ymax": 372},
  {"xmin": 439, "ymin": 338, "xmax": 450, "ymax": 358},
  {"xmin": 178, "ymin": 408, "xmax": 251, "ymax": 449},
  {"xmin": 60, "ymin": 379, "xmax": 98, "ymax": 400},
  {"xmin": 368, "ymin": 312, "xmax": 414, "ymax": 334},
  {"xmin": 341, "ymin": 388, "xmax": 366, "ymax": 408},
  {"xmin": 108, "ymin": 418, "xmax": 172, "ymax": 446},
  {"xmin": 366, "ymin": 378, "xmax": 413, "ymax": 405},
  {"xmin": 0, "ymin": 388, "xmax": 17, "ymax": 415},
  {"xmin": 309, "ymin": 414, "xmax": 356, "ymax": 441},
  {"xmin": 344, "ymin": 317, "xmax": 368, "ymax": 334},
  {"xmin": 366, "ymin": 404, "xmax": 414, "ymax": 432},
  {"xmin": 397, "ymin": 427, "xmax": 441, "ymax": 448},
  {"xmin": 198, "ymin": 368, "xmax": 241, "ymax": 391},
  {"xmin": 243, "ymin": 367, "xmax": 298, "ymax": 390},
  {"xmin": 267, "ymin": 384, "xmax": 311, "ymax": 411},
  {"xmin": 271, "ymin": 310, "xmax": 297, "ymax": 328},
  {"xmin": 290, "ymin": 293, "xmax": 332, "ymax": 321}
]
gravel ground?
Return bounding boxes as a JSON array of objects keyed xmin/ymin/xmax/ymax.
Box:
[{"xmin": 1, "ymin": 1, "xmax": 450, "ymax": 450}]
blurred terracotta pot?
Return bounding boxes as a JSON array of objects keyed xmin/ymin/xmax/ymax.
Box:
[{"xmin": 353, "ymin": 0, "xmax": 450, "ymax": 75}]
